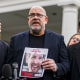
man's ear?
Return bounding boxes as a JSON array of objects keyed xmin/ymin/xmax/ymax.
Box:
[
  {"xmin": 45, "ymin": 16, "xmax": 48, "ymax": 24},
  {"xmin": 27, "ymin": 17, "xmax": 29, "ymax": 21}
]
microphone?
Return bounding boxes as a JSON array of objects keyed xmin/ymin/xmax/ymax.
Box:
[
  {"xmin": 12, "ymin": 62, "xmax": 26, "ymax": 80},
  {"xmin": 1, "ymin": 64, "xmax": 12, "ymax": 80},
  {"xmin": 12, "ymin": 62, "xmax": 19, "ymax": 80}
]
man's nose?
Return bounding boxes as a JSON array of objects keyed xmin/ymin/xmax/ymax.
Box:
[
  {"xmin": 34, "ymin": 59, "xmax": 39, "ymax": 63},
  {"xmin": 33, "ymin": 15, "xmax": 39, "ymax": 19}
]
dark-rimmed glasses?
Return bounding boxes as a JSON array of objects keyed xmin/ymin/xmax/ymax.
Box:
[{"xmin": 28, "ymin": 13, "xmax": 46, "ymax": 18}]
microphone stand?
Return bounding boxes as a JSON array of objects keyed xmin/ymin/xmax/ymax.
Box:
[
  {"xmin": 12, "ymin": 63, "xmax": 19, "ymax": 80},
  {"xmin": 12, "ymin": 63, "xmax": 27, "ymax": 80}
]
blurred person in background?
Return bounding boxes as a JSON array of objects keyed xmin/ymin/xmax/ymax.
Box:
[
  {"xmin": 0, "ymin": 23, "xmax": 9, "ymax": 77},
  {"xmin": 67, "ymin": 33, "xmax": 80, "ymax": 46},
  {"xmin": 67, "ymin": 33, "xmax": 80, "ymax": 80}
]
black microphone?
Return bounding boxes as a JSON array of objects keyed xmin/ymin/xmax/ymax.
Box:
[
  {"xmin": 12, "ymin": 62, "xmax": 19, "ymax": 80},
  {"xmin": 1, "ymin": 64, "xmax": 12, "ymax": 80}
]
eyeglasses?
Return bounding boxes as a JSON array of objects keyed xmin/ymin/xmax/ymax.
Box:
[
  {"xmin": 28, "ymin": 13, "xmax": 46, "ymax": 18},
  {"xmin": 71, "ymin": 37, "xmax": 80, "ymax": 42}
]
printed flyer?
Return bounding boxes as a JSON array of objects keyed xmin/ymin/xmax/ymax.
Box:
[{"xmin": 19, "ymin": 47, "xmax": 48, "ymax": 78}]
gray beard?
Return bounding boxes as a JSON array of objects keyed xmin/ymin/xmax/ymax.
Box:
[{"xmin": 30, "ymin": 26, "xmax": 42, "ymax": 34}]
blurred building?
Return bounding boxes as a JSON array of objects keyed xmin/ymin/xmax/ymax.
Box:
[{"xmin": 0, "ymin": 0, "xmax": 80, "ymax": 44}]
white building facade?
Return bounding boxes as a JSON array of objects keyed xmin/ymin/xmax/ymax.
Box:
[{"xmin": 0, "ymin": 0, "xmax": 80, "ymax": 44}]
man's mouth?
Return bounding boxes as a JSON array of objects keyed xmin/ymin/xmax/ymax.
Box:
[
  {"xmin": 32, "ymin": 65, "xmax": 38, "ymax": 69},
  {"xmin": 31, "ymin": 64, "xmax": 39, "ymax": 72},
  {"xmin": 32, "ymin": 22, "xmax": 40, "ymax": 26}
]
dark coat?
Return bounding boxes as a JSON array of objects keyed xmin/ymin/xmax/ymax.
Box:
[
  {"xmin": 67, "ymin": 42, "xmax": 80, "ymax": 80},
  {"xmin": 0, "ymin": 40, "xmax": 8, "ymax": 77},
  {"xmin": 7, "ymin": 29, "xmax": 69, "ymax": 80}
]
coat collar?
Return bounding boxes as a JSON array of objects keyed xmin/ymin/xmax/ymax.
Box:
[
  {"xmin": 23, "ymin": 30, "xmax": 30, "ymax": 47},
  {"xmin": 44, "ymin": 29, "xmax": 52, "ymax": 48},
  {"xmin": 23, "ymin": 29, "xmax": 51, "ymax": 48}
]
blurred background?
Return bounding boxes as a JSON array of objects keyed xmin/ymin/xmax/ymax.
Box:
[{"xmin": 0, "ymin": 0, "xmax": 80, "ymax": 44}]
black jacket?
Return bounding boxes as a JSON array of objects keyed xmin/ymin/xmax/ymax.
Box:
[
  {"xmin": 67, "ymin": 42, "xmax": 80, "ymax": 80},
  {"xmin": 7, "ymin": 30, "xmax": 69, "ymax": 80},
  {"xmin": 0, "ymin": 40, "xmax": 8, "ymax": 77}
]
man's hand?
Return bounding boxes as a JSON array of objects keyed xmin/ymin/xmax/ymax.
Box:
[{"xmin": 42, "ymin": 58, "xmax": 58, "ymax": 72}]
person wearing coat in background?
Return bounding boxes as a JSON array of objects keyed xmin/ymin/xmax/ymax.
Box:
[
  {"xmin": 67, "ymin": 33, "xmax": 80, "ymax": 80},
  {"xmin": 67, "ymin": 42, "xmax": 80, "ymax": 80},
  {"xmin": 0, "ymin": 40, "xmax": 8, "ymax": 77}
]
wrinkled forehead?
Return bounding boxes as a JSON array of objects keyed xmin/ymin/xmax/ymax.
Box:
[{"xmin": 29, "ymin": 6, "xmax": 46, "ymax": 15}]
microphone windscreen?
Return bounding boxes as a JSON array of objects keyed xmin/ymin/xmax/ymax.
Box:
[
  {"xmin": 12, "ymin": 62, "xmax": 18, "ymax": 69},
  {"xmin": 2, "ymin": 64, "xmax": 12, "ymax": 78}
]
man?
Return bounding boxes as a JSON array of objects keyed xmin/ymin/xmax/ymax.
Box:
[
  {"xmin": 7, "ymin": 6, "xmax": 69, "ymax": 80},
  {"xmin": 27, "ymin": 53, "xmax": 43, "ymax": 73}
]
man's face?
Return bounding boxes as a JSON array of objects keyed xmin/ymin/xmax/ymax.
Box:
[
  {"xmin": 28, "ymin": 54, "xmax": 43, "ymax": 73},
  {"xmin": 28, "ymin": 7, "xmax": 48, "ymax": 34}
]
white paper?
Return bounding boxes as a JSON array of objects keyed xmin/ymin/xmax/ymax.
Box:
[{"xmin": 19, "ymin": 47, "xmax": 48, "ymax": 78}]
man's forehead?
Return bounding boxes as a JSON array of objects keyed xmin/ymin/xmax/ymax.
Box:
[
  {"xmin": 32, "ymin": 54, "xmax": 43, "ymax": 56},
  {"xmin": 29, "ymin": 6, "xmax": 46, "ymax": 15}
]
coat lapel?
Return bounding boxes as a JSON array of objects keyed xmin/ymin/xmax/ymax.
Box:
[
  {"xmin": 44, "ymin": 30, "xmax": 55, "ymax": 58},
  {"xmin": 44, "ymin": 30, "xmax": 50, "ymax": 48},
  {"xmin": 23, "ymin": 30, "xmax": 51, "ymax": 48},
  {"xmin": 23, "ymin": 30, "xmax": 30, "ymax": 48}
]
